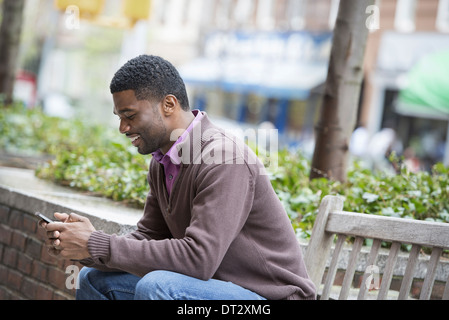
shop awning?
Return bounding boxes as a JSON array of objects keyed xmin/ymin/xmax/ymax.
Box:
[{"xmin": 397, "ymin": 50, "xmax": 449, "ymax": 119}]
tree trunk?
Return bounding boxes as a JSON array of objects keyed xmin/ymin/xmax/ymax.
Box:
[
  {"xmin": 310, "ymin": 0, "xmax": 374, "ymax": 182},
  {"xmin": 0, "ymin": 0, "xmax": 25, "ymax": 105}
]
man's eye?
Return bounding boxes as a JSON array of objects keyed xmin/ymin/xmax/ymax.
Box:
[{"xmin": 117, "ymin": 114, "xmax": 135, "ymax": 120}]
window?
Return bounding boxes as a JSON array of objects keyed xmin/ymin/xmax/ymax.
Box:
[
  {"xmin": 437, "ymin": 0, "xmax": 449, "ymax": 32},
  {"xmin": 288, "ymin": 0, "xmax": 307, "ymax": 30},
  {"xmin": 394, "ymin": 0, "xmax": 417, "ymax": 33},
  {"xmin": 256, "ymin": 0, "xmax": 275, "ymax": 30}
]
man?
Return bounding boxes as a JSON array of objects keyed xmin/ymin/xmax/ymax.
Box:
[{"xmin": 42, "ymin": 55, "xmax": 316, "ymax": 300}]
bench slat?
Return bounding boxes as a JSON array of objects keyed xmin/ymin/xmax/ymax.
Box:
[
  {"xmin": 443, "ymin": 275, "xmax": 449, "ymax": 300},
  {"xmin": 321, "ymin": 234, "xmax": 345, "ymax": 300},
  {"xmin": 419, "ymin": 247, "xmax": 442, "ymax": 299},
  {"xmin": 398, "ymin": 244, "xmax": 421, "ymax": 300},
  {"xmin": 357, "ymin": 238, "xmax": 381, "ymax": 299},
  {"xmin": 339, "ymin": 236, "xmax": 363, "ymax": 299},
  {"xmin": 305, "ymin": 196, "xmax": 344, "ymax": 289},
  {"xmin": 326, "ymin": 211, "xmax": 449, "ymax": 249},
  {"xmin": 377, "ymin": 242, "xmax": 401, "ymax": 299}
]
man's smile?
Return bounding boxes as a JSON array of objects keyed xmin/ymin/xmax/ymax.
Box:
[{"xmin": 127, "ymin": 134, "xmax": 141, "ymax": 146}]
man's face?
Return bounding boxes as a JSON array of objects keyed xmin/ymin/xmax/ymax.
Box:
[{"xmin": 112, "ymin": 90, "xmax": 168, "ymax": 155}]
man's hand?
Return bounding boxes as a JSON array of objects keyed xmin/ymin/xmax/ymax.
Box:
[{"xmin": 40, "ymin": 212, "xmax": 96, "ymax": 260}]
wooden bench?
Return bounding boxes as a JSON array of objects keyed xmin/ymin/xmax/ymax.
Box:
[{"xmin": 304, "ymin": 195, "xmax": 449, "ymax": 300}]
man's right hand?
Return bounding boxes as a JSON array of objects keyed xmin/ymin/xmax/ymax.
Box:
[{"xmin": 38, "ymin": 212, "xmax": 71, "ymax": 257}]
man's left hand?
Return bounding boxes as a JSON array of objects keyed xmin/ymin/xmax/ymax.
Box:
[{"xmin": 44, "ymin": 212, "xmax": 96, "ymax": 260}]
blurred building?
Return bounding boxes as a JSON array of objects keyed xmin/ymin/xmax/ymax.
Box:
[
  {"xmin": 361, "ymin": 0, "xmax": 449, "ymax": 167},
  {"xmin": 160, "ymin": 0, "xmax": 449, "ymax": 165},
  {"xmin": 14, "ymin": 0, "xmax": 449, "ymax": 165},
  {"xmin": 174, "ymin": 0, "xmax": 340, "ymax": 152},
  {"xmin": 175, "ymin": 0, "xmax": 449, "ymax": 166}
]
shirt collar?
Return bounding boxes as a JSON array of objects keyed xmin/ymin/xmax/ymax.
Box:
[{"xmin": 152, "ymin": 110, "xmax": 203, "ymax": 165}]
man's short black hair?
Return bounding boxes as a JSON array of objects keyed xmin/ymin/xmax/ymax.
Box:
[{"xmin": 110, "ymin": 55, "xmax": 190, "ymax": 111}]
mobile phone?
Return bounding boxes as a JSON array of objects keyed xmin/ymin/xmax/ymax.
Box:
[{"xmin": 35, "ymin": 212, "xmax": 54, "ymax": 224}]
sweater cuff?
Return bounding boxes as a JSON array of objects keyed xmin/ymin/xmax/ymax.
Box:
[{"xmin": 88, "ymin": 230, "xmax": 111, "ymax": 262}]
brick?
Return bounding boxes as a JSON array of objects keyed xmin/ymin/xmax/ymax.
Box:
[
  {"xmin": 40, "ymin": 245, "xmax": 59, "ymax": 266},
  {"xmin": 17, "ymin": 254, "xmax": 33, "ymax": 275},
  {"xmin": 23, "ymin": 214, "xmax": 37, "ymax": 234},
  {"xmin": 0, "ymin": 265, "xmax": 8, "ymax": 285},
  {"xmin": 0, "ymin": 285, "xmax": 12, "ymax": 300},
  {"xmin": 53, "ymin": 290, "xmax": 74, "ymax": 300},
  {"xmin": 36, "ymin": 283, "xmax": 54, "ymax": 300},
  {"xmin": 7, "ymin": 269, "xmax": 23, "ymax": 291},
  {"xmin": 25, "ymin": 236, "xmax": 42, "ymax": 260},
  {"xmin": 47, "ymin": 266, "xmax": 67, "ymax": 289},
  {"xmin": 31, "ymin": 260, "xmax": 49, "ymax": 281},
  {"xmin": 11, "ymin": 230, "xmax": 27, "ymax": 250},
  {"xmin": 411, "ymin": 279, "xmax": 422, "ymax": 299},
  {"xmin": 9, "ymin": 291, "xmax": 26, "ymax": 300},
  {"xmin": 9, "ymin": 210, "xmax": 24, "ymax": 229},
  {"xmin": 2, "ymin": 247, "xmax": 18, "ymax": 268},
  {"xmin": 21, "ymin": 277, "xmax": 39, "ymax": 299},
  {"xmin": 0, "ymin": 224, "xmax": 13, "ymax": 245},
  {"xmin": 57, "ymin": 257, "xmax": 68, "ymax": 269},
  {"xmin": 0, "ymin": 205, "xmax": 10, "ymax": 223},
  {"xmin": 431, "ymin": 281, "xmax": 446, "ymax": 299},
  {"xmin": 35, "ymin": 226, "xmax": 48, "ymax": 242}
]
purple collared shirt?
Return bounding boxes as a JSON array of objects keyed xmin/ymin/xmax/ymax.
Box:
[{"xmin": 152, "ymin": 110, "xmax": 203, "ymax": 196}]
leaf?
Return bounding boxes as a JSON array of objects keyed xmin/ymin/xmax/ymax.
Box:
[
  {"xmin": 381, "ymin": 207, "xmax": 397, "ymax": 217},
  {"xmin": 407, "ymin": 190, "xmax": 422, "ymax": 197},
  {"xmin": 362, "ymin": 192, "xmax": 379, "ymax": 203}
]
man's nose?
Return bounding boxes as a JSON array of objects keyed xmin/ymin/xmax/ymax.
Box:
[{"xmin": 119, "ymin": 119, "xmax": 130, "ymax": 134}]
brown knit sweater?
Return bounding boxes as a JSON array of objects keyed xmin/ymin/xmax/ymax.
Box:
[{"xmin": 82, "ymin": 113, "xmax": 316, "ymax": 300}]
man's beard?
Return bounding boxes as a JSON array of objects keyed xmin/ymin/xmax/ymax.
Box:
[{"xmin": 137, "ymin": 122, "xmax": 167, "ymax": 155}]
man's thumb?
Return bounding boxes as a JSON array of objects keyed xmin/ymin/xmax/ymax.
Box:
[
  {"xmin": 53, "ymin": 212, "xmax": 70, "ymax": 222},
  {"xmin": 68, "ymin": 212, "xmax": 85, "ymax": 222}
]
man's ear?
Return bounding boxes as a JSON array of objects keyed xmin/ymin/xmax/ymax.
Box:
[{"xmin": 162, "ymin": 95, "xmax": 178, "ymax": 115}]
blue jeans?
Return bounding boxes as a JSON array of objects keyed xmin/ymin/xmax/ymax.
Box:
[{"xmin": 76, "ymin": 267, "xmax": 266, "ymax": 300}]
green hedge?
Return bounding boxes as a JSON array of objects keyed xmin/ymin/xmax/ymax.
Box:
[
  {"xmin": 1, "ymin": 105, "xmax": 449, "ymax": 238},
  {"xmin": 267, "ymin": 149, "xmax": 449, "ymax": 238},
  {"xmin": 0, "ymin": 104, "xmax": 149, "ymax": 207}
]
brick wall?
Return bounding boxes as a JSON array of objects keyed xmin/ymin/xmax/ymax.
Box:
[
  {"xmin": 0, "ymin": 204, "xmax": 82, "ymax": 300},
  {"xmin": 0, "ymin": 175, "xmax": 136, "ymax": 301},
  {"xmin": 0, "ymin": 180, "xmax": 133, "ymax": 300}
]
